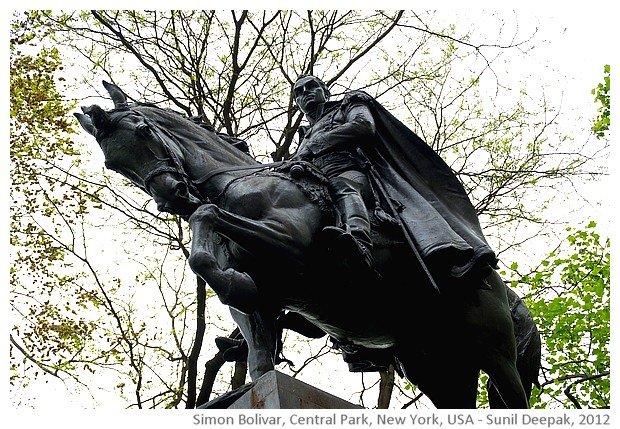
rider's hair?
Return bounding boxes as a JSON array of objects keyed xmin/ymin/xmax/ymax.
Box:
[{"xmin": 295, "ymin": 74, "xmax": 331, "ymax": 99}]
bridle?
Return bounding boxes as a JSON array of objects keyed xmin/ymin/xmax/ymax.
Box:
[
  {"xmin": 107, "ymin": 109, "xmax": 210, "ymax": 204},
  {"xmin": 111, "ymin": 108, "xmax": 283, "ymax": 206},
  {"xmin": 142, "ymin": 118, "xmax": 211, "ymax": 204}
]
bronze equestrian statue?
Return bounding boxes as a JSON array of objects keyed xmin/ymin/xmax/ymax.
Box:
[{"xmin": 75, "ymin": 79, "xmax": 540, "ymax": 408}]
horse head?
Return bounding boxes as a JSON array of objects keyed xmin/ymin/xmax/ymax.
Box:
[{"xmin": 75, "ymin": 81, "xmax": 204, "ymax": 216}]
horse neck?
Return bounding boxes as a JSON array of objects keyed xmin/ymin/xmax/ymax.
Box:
[
  {"xmin": 177, "ymin": 138, "xmax": 260, "ymax": 201},
  {"xmin": 140, "ymin": 106, "xmax": 259, "ymax": 201},
  {"xmin": 205, "ymin": 170, "xmax": 264, "ymax": 203}
]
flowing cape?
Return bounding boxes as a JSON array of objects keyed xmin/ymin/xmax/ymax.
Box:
[{"xmin": 344, "ymin": 91, "xmax": 498, "ymax": 283}]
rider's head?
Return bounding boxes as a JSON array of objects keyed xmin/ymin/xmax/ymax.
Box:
[{"xmin": 293, "ymin": 75, "xmax": 330, "ymax": 116}]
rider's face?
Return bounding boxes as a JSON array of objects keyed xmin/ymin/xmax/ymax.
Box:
[{"xmin": 293, "ymin": 77, "xmax": 327, "ymax": 115}]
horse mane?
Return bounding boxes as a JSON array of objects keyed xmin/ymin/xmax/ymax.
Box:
[{"xmin": 130, "ymin": 103, "xmax": 258, "ymax": 166}]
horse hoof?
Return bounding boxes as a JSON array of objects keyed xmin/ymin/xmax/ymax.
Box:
[{"xmin": 220, "ymin": 270, "xmax": 259, "ymax": 315}]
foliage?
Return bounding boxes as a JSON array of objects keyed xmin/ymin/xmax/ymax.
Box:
[
  {"xmin": 510, "ymin": 222, "xmax": 610, "ymax": 408},
  {"xmin": 591, "ymin": 65, "xmax": 610, "ymax": 139}
]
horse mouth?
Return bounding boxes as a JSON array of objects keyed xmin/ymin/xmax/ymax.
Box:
[{"xmin": 158, "ymin": 196, "xmax": 202, "ymax": 217}]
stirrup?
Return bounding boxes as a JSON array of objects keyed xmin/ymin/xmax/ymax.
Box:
[{"xmin": 322, "ymin": 225, "xmax": 374, "ymax": 270}]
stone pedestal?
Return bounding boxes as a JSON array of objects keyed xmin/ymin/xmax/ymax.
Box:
[{"xmin": 218, "ymin": 370, "xmax": 362, "ymax": 409}]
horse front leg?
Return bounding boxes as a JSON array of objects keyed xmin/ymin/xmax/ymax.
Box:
[
  {"xmin": 188, "ymin": 204, "xmax": 259, "ymax": 314},
  {"xmin": 191, "ymin": 200, "xmax": 319, "ymax": 271}
]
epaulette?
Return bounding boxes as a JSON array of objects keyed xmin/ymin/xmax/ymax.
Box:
[{"xmin": 341, "ymin": 90, "xmax": 374, "ymax": 106}]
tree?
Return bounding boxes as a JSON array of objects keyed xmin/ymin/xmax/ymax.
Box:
[
  {"xmin": 509, "ymin": 222, "xmax": 610, "ymax": 408},
  {"xmin": 10, "ymin": 13, "xmax": 94, "ymax": 399},
  {"xmin": 11, "ymin": 10, "xmax": 609, "ymax": 409},
  {"xmin": 591, "ymin": 64, "xmax": 610, "ymax": 139}
]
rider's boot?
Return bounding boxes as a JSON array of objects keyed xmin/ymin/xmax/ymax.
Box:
[{"xmin": 323, "ymin": 191, "xmax": 374, "ymax": 271}]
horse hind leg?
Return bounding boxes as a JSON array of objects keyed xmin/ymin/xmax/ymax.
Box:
[
  {"xmin": 479, "ymin": 280, "xmax": 530, "ymax": 408},
  {"xmin": 485, "ymin": 355, "xmax": 529, "ymax": 408},
  {"xmin": 397, "ymin": 355, "xmax": 479, "ymax": 409},
  {"xmin": 488, "ymin": 288, "xmax": 542, "ymax": 408},
  {"xmin": 423, "ymin": 368, "xmax": 480, "ymax": 409}
]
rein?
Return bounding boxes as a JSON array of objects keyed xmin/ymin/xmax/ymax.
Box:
[
  {"xmin": 142, "ymin": 165, "xmax": 185, "ymax": 192},
  {"xmin": 140, "ymin": 116, "xmax": 211, "ymax": 203},
  {"xmin": 193, "ymin": 162, "xmax": 283, "ymax": 186}
]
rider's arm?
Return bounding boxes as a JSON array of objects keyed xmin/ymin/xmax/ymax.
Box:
[{"xmin": 306, "ymin": 101, "xmax": 375, "ymax": 157}]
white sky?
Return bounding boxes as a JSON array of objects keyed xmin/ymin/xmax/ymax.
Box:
[{"xmin": 3, "ymin": 3, "xmax": 616, "ymax": 423}]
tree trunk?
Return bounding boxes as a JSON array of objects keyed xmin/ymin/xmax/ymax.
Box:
[
  {"xmin": 377, "ymin": 364, "xmax": 395, "ymax": 409},
  {"xmin": 232, "ymin": 361, "xmax": 248, "ymax": 389}
]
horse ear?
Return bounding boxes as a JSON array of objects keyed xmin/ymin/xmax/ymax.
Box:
[
  {"xmin": 74, "ymin": 112, "xmax": 96, "ymax": 136},
  {"xmin": 102, "ymin": 80, "xmax": 128, "ymax": 110},
  {"xmin": 81, "ymin": 104, "xmax": 110, "ymax": 134}
]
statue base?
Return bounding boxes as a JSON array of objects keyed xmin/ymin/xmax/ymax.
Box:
[{"xmin": 203, "ymin": 370, "xmax": 362, "ymax": 409}]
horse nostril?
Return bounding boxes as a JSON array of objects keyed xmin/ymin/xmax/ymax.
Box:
[{"xmin": 176, "ymin": 182, "xmax": 189, "ymax": 197}]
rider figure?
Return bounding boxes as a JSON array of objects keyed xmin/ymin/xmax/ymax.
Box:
[{"xmin": 292, "ymin": 75, "xmax": 374, "ymax": 270}]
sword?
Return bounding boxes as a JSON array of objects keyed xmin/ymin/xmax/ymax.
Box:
[{"xmin": 368, "ymin": 166, "xmax": 440, "ymax": 294}]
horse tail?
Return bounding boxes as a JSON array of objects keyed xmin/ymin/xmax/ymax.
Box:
[{"xmin": 488, "ymin": 286, "xmax": 541, "ymax": 407}]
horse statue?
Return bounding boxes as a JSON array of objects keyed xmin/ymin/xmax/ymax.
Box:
[{"xmin": 75, "ymin": 81, "xmax": 541, "ymax": 408}]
